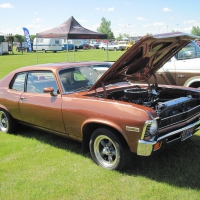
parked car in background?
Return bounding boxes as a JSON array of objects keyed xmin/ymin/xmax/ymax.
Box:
[
  {"xmin": 118, "ymin": 41, "xmax": 128, "ymax": 49},
  {"xmin": 100, "ymin": 43, "xmax": 126, "ymax": 51},
  {"xmin": 125, "ymin": 41, "xmax": 134, "ymax": 50},
  {"xmin": 149, "ymin": 41, "xmax": 200, "ymax": 88},
  {"xmin": 195, "ymin": 40, "xmax": 200, "ymax": 46},
  {"xmin": 89, "ymin": 42, "xmax": 100, "ymax": 49},
  {"xmin": 83, "ymin": 44, "xmax": 92, "ymax": 50},
  {"xmin": 1, "ymin": 32, "xmax": 200, "ymax": 171},
  {"xmin": 16, "ymin": 42, "xmax": 29, "ymax": 52}
]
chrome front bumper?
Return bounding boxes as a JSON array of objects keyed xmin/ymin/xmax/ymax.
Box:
[{"xmin": 137, "ymin": 119, "xmax": 200, "ymax": 156}]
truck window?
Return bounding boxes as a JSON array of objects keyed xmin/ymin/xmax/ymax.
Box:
[{"xmin": 176, "ymin": 41, "xmax": 200, "ymax": 60}]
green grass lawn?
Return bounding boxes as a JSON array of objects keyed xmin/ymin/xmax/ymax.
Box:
[{"xmin": 0, "ymin": 49, "xmax": 200, "ymax": 200}]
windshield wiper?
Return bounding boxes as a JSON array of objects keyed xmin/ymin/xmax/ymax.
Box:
[{"xmin": 73, "ymin": 85, "xmax": 91, "ymax": 92}]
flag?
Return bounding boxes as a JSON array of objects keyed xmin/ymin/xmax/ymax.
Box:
[{"xmin": 22, "ymin": 27, "xmax": 32, "ymax": 52}]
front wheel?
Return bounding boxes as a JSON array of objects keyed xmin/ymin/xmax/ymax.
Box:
[
  {"xmin": 0, "ymin": 109, "xmax": 18, "ymax": 133},
  {"xmin": 89, "ymin": 128, "xmax": 131, "ymax": 170}
]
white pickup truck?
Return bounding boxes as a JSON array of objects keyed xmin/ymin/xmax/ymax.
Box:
[
  {"xmin": 99, "ymin": 43, "xmax": 126, "ymax": 51},
  {"xmin": 149, "ymin": 41, "xmax": 200, "ymax": 88}
]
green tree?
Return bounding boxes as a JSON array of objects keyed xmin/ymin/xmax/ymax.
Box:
[
  {"xmin": 97, "ymin": 17, "xmax": 114, "ymax": 39},
  {"xmin": 30, "ymin": 35, "xmax": 36, "ymax": 42},
  {"xmin": 115, "ymin": 33, "xmax": 130, "ymax": 41},
  {"xmin": 191, "ymin": 26, "xmax": 200, "ymax": 36}
]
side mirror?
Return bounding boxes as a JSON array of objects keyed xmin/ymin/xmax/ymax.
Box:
[{"xmin": 43, "ymin": 87, "xmax": 57, "ymax": 96}]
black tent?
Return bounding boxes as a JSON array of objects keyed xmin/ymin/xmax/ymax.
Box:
[
  {"xmin": 36, "ymin": 16, "xmax": 107, "ymax": 40},
  {"xmin": 35, "ymin": 16, "xmax": 108, "ymax": 63}
]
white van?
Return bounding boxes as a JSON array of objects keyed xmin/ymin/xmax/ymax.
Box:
[
  {"xmin": 33, "ymin": 38, "xmax": 62, "ymax": 53},
  {"xmin": 0, "ymin": 42, "xmax": 8, "ymax": 55}
]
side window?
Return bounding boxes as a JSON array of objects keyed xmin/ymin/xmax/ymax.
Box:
[
  {"xmin": 10, "ymin": 73, "xmax": 26, "ymax": 92},
  {"xmin": 26, "ymin": 71, "xmax": 59, "ymax": 94},
  {"xmin": 176, "ymin": 42, "xmax": 200, "ymax": 60}
]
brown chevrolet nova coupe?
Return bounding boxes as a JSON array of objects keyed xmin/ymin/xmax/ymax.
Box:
[{"xmin": 1, "ymin": 32, "xmax": 200, "ymax": 170}]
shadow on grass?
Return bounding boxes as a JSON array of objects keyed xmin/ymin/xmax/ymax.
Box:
[
  {"xmin": 13, "ymin": 125, "xmax": 200, "ymax": 189},
  {"xmin": 127, "ymin": 135, "xmax": 200, "ymax": 189}
]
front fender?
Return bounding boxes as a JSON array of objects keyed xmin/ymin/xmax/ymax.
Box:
[{"xmin": 81, "ymin": 118, "xmax": 128, "ymax": 142}]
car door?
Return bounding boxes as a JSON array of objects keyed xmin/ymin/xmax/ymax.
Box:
[
  {"xmin": 152, "ymin": 41, "xmax": 200, "ymax": 86},
  {"xmin": 149, "ymin": 58, "xmax": 177, "ymax": 85},
  {"xmin": 19, "ymin": 71, "xmax": 66, "ymax": 134},
  {"xmin": 174, "ymin": 42, "xmax": 200, "ymax": 86},
  {"xmin": 4, "ymin": 72, "xmax": 26, "ymax": 121}
]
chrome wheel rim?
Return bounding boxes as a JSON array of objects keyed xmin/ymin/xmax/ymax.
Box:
[
  {"xmin": 94, "ymin": 135, "xmax": 118, "ymax": 168},
  {"xmin": 0, "ymin": 111, "xmax": 9, "ymax": 132}
]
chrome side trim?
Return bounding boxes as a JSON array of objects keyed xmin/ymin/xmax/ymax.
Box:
[{"xmin": 126, "ymin": 126, "xmax": 140, "ymax": 132}]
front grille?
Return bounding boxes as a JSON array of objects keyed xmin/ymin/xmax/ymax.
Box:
[{"xmin": 160, "ymin": 105, "xmax": 200, "ymax": 129}]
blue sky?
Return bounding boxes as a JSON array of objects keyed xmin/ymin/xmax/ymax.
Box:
[{"xmin": 0, "ymin": 0, "xmax": 200, "ymax": 37}]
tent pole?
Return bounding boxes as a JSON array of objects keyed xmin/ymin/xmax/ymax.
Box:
[
  {"xmin": 66, "ymin": 38, "xmax": 68, "ymax": 62},
  {"xmin": 36, "ymin": 37, "xmax": 38, "ymax": 64},
  {"xmin": 73, "ymin": 40, "xmax": 75, "ymax": 61},
  {"xmin": 107, "ymin": 39, "xmax": 109, "ymax": 61}
]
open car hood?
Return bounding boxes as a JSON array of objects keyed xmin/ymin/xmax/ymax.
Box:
[{"xmin": 89, "ymin": 32, "xmax": 200, "ymax": 91}]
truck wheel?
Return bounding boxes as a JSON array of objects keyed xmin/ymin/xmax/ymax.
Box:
[
  {"xmin": 42, "ymin": 49, "xmax": 46, "ymax": 53},
  {"xmin": 114, "ymin": 47, "xmax": 117, "ymax": 51},
  {"xmin": 102, "ymin": 47, "xmax": 105, "ymax": 51},
  {"xmin": 89, "ymin": 128, "xmax": 131, "ymax": 170}
]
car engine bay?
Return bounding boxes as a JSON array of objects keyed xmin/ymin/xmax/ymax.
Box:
[{"xmin": 88, "ymin": 83, "xmax": 200, "ymax": 130}]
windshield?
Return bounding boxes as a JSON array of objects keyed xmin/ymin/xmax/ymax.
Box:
[
  {"xmin": 175, "ymin": 41, "xmax": 200, "ymax": 60},
  {"xmin": 59, "ymin": 64, "xmax": 111, "ymax": 92}
]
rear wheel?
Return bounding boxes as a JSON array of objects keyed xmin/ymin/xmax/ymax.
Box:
[
  {"xmin": 42, "ymin": 49, "xmax": 46, "ymax": 53},
  {"xmin": 114, "ymin": 47, "xmax": 117, "ymax": 51},
  {"xmin": 89, "ymin": 128, "xmax": 131, "ymax": 170},
  {"xmin": 0, "ymin": 109, "xmax": 18, "ymax": 133}
]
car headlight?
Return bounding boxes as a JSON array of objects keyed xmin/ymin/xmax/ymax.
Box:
[{"xmin": 149, "ymin": 119, "xmax": 158, "ymax": 135}]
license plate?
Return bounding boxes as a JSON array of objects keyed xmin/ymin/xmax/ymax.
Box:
[{"xmin": 181, "ymin": 127, "xmax": 194, "ymax": 141}]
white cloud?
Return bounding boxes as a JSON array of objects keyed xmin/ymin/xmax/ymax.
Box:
[
  {"xmin": 25, "ymin": 24, "xmax": 41, "ymax": 28},
  {"xmin": 34, "ymin": 11, "xmax": 39, "ymax": 14},
  {"xmin": 0, "ymin": 3, "xmax": 13, "ymax": 8},
  {"xmin": 143, "ymin": 23, "xmax": 151, "ymax": 28},
  {"xmin": 183, "ymin": 20, "xmax": 196, "ymax": 24},
  {"xmin": 95, "ymin": 7, "xmax": 100, "ymax": 10},
  {"xmin": 163, "ymin": 7, "xmax": 172, "ymax": 12},
  {"xmin": 137, "ymin": 17, "xmax": 146, "ymax": 21},
  {"xmin": 107, "ymin": 7, "xmax": 114, "ymax": 11},
  {"xmin": 36, "ymin": 18, "xmax": 42, "ymax": 22},
  {"xmin": 119, "ymin": 18, "xmax": 126, "ymax": 22},
  {"xmin": 1, "ymin": 28, "xmax": 12, "ymax": 34},
  {"xmin": 153, "ymin": 22, "xmax": 165, "ymax": 26}
]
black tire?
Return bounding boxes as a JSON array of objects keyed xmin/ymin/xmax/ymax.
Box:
[
  {"xmin": 114, "ymin": 47, "xmax": 117, "ymax": 51},
  {"xmin": 89, "ymin": 128, "xmax": 131, "ymax": 170},
  {"xmin": 0, "ymin": 109, "xmax": 18, "ymax": 133},
  {"xmin": 102, "ymin": 47, "xmax": 105, "ymax": 51},
  {"xmin": 42, "ymin": 49, "xmax": 46, "ymax": 53}
]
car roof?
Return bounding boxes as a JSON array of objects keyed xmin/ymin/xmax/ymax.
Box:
[{"xmin": 12, "ymin": 61, "xmax": 111, "ymax": 73}]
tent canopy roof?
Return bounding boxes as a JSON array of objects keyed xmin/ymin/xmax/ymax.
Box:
[{"xmin": 36, "ymin": 16, "xmax": 107, "ymax": 39}]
